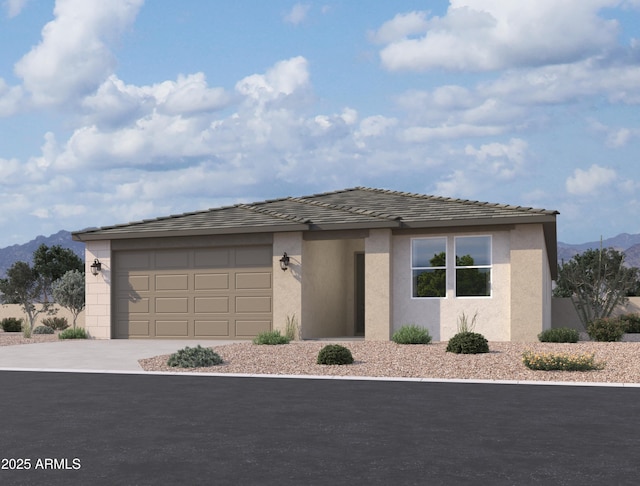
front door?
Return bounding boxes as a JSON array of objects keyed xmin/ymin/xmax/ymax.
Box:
[{"xmin": 355, "ymin": 252, "xmax": 365, "ymax": 335}]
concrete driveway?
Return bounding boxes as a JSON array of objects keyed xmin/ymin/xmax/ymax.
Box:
[{"xmin": 0, "ymin": 339, "xmax": 242, "ymax": 372}]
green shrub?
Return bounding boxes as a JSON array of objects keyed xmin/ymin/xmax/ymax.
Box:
[
  {"xmin": 167, "ymin": 345, "xmax": 223, "ymax": 368},
  {"xmin": 1, "ymin": 317, "xmax": 23, "ymax": 332},
  {"xmin": 587, "ymin": 318, "xmax": 625, "ymax": 342},
  {"xmin": 392, "ymin": 324, "xmax": 432, "ymax": 344},
  {"xmin": 317, "ymin": 344, "xmax": 354, "ymax": 365},
  {"xmin": 522, "ymin": 351, "xmax": 605, "ymax": 371},
  {"xmin": 619, "ymin": 313, "xmax": 640, "ymax": 333},
  {"xmin": 58, "ymin": 327, "xmax": 88, "ymax": 340},
  {"xmin": 33, "ymin": 325, "xmax": 55, "ymax": 335},
  {"xmin": 253, "ymin": 330, "xmax": 291, "ymax": 345},
  {"xmin": 538, "ymin": 327, "xmax": 579, "ymax": 343},
  {"xmin": 446, "ymin": 331, "xmax": 489, "ymax": 354},
  {"xmin": 41, "ymin": 317, "xmax": 69, "ymax": 331}
]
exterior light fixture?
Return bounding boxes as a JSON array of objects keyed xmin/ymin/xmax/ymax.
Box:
[
  {"xmin": 90, "ymin": 259, "xmax": 102, "ymax": 276},
  {"xmin": 279, "ymin": 252, "xmax": 290, "ymax": 271}
]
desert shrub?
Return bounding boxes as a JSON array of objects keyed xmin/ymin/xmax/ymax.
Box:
[
  {"xmin": 619, "ymin": 313, "xmax": 640, "ymax": 333},
  {"xmin": 392, "ymin": 324, "xmax": 432, "ymax": 344},
  {"xmin": 41, "ymin": 317, "xmax": 69, "ymax": 331},
  {"xmin": 1, "ymin": 317, "xmax": 23, "ymax": 332},
  {"xmin": 33, "ymin": 325, "xmax": 55, "ymax": 335},
  {"xmin": 58, "ymin": 327, "xmax": 88, "ymax": 340},
  {"xmin": 284, "ymin": 314, "xmax": 300, "ymax": 341},
  {"xmin": 446, "ymin": 331, "xmax": 489, "ymax": 354},
  {"xmin": 522, "ymin": 351, "xmax": 605, "ymax": 371},
  {"xmin": 317, "ymin": 344, "xmax": 354, "ymax": 365},
  {"xmin": 538, "ymin": 327, "xmax": 579, "ymax": 343},
  {"xmin": 167, "ymin": 345, "xmax": 222, "ymax": 368},
  {"xmin": 253, "ymin": 330, "xmax": 291, "ymax": 345},
  {"xmin": 587, "ymin": 318, "xmax": 625, "ymax": 342}
]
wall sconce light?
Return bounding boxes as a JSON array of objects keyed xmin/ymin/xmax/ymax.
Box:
[
  {"xmin": 279, "ymin": 252, "xmax": 290, "ymax": 271},
  {"xmin": 90, "ymin": 258, "xmax": 102, "ymax": 276}
]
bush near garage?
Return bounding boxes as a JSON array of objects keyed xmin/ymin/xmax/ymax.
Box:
[
  {"xmin": 391, "ymin": 324, "xmax": 432, "ymax": 344},
  {"xmin": 167, "ymin": 345, "xmax": 223, "ymax": 368},
  {"xmin": 33, "ymin": 325, "xmax": 55, "ymax": 335},
  {"xmin": 446, "ymin": 331, "xmax": 489, "ymax": 354},
  {"xmin": 41, "ymin": 316, "xmax": 69, "ymax": 331},
  {"xmin": 618, "ymin": 313, "xmax": 640, "ymax": 333},
  {"xmin": 317, "ymin": 344, "xmax": 354, "ymax": 365},
  {"xmin": 58, "ymin": 327, "xmax": 88, "ymax": 340},
  {"xmin": 538, "ymin": 327, "xmax": 579, "ymax": 343},
  {"xmin": 587, "ymin": 318, "xmax": 626, "ymax": 342},
  {"xmin": 1, "ymin": 317, "xmax": 23, "ymax": 332},
  {"xmin": 252, "ymin": 330, "xmax": 291, "ymax": 345}
]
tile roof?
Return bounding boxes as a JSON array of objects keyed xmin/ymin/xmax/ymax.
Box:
[{"xmin": 73, "ymin": 187, "xmax": 558, "ymax": 240}]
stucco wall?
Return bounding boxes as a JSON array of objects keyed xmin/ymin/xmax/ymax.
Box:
[
  {"xmin": 273, "ymin": 232, "xmax": 303, "ymax": 336},
  {"xmin": 509, "ymin": 224, "xmax": 550, "ymax": 341},
  {"xmin": 0, "ymin": 304, "xmax": 85, "ymax": 329},
  {"xmin": 301, "ymin": 238, "xmax": 363, "ymax": 338},
  {"xmin": 392, "ymin": 229, "xmax": 513, "ymax": 342},
  {"xmin": 366, "ymin": 229, "xmax": 393, "ymax": 341},
  {"xmin": 84, "ymin": 240, "xmax": 112, "ymax": 339}
]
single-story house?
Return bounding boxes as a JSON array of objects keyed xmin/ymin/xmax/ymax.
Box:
[{"xmin": 72, "ymin": 187, "xmax": 558, "ymax": 342}]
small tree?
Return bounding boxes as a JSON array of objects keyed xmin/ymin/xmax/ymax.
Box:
[
  {"xmin": 0, "ymin": 261, "xmax": 55, "ymax": 336},
  {"xmin": 33, "ymin": 244, "xmax": 83, "ymax": 303},
  {"xmin": 554, "ymin": 246, "xmax": 638, "ymax": 329},
  {"xmin": 52, "ymin": 270, "xmax": 85, "ymax": 329}
]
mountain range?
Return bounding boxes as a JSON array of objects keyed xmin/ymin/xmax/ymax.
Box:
[{"xmin": 1, "ymin": 230, "xmax": 640, "ymax": 278}]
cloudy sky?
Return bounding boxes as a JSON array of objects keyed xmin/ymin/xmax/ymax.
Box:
[{"xmin": 1, "ymin": 0, "xmax": 640, "ymax": 247}]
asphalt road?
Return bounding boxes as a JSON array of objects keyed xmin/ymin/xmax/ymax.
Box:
[{"xmin": 1, "ymin": 371, "xmax": 638, "ymax": 485}]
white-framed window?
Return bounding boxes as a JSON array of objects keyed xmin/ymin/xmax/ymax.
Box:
[
  {"xmin": 454, "ymin": 236, "xmax": 492, "ymax": 297},
  {"xmin": 411, "ymin": 238, "xmax": 447, "ymax": 298}
]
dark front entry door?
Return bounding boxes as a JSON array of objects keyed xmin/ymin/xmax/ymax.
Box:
[{"xmin": 355, "ymin": 252, "xmax": 365, "ymax": 335}]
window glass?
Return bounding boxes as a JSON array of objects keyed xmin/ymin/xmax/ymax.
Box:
[
  {"xmin": 455, "ymin": 236, "xmax": 491, "ymax": 297},
  {"xmin": 412, "ymin": 238, "xmax": 446, "ymax": 298}
]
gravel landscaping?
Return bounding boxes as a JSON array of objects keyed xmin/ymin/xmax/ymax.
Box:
[
  {"xmin": 2, "ymin": 331, "xmax": 639, "ymax": 383},
  {"xmin": 139, "ymin": 339, "xmax": 640, "ymax": 383}
]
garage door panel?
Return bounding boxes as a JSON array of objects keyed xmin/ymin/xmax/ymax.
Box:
[
  {"xmin": 236, "ymin": 272, "xmax": 271, "ymax": 289},
  {"xmin": 155, "ymin": 251, "xmax": 189, "ymax": 269},
  {"xmin": 236, "ymin": 320, "xmax": 271, "ymax": 336},
  {"xmin": 118, "ymin": 297, "xmax": 150, "ymax": 313},
  {"xmin": 235, "ymin": 246, "xmax": 271, "ymax": 266},
  {"xmin": 236, "ymin": 296, "xmax": 272, "ymax": 313},
  {"xmin": 156, "ymin": 320, "xmax": 189, "ymax": 337},
  {"xmin": 115, "ymin": 246, "xmax": 272, "ymax": 339},
  {"xmin": 155, "ymin": 274, "xmax": 189, "ymax": 291},
  {"xmin": 195, "ymin": 320, "xmax": 229, "ymax": 337},
  {"xmin": 194, "ymin": 297, "xmax": 229, "ymax": 313},
  {"xmin": 194, "ymin": 248, "xmax": 230, "ymax": 268},
  {"xmin": 120, "ymin": 320, "xmax": 149, "ymax": 337},
  {"xmin": 195, "ymin": 273, "xmax": 229, "ymax": 290},
  {"xmin": 156, "ymin": 297, "xmax": 189, "ymax": 313}
]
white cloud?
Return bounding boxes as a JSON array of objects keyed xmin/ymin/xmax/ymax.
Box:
[
  {"xmin": 14, "ymin": 0, "xmax": 143, "ymax": 106},
  {"xmin": 235, "ymin": 56, "xmax": 310, "ymax": 104},
  {"xmin": 369, "ymin": 11, "xmax": 429, "ymax": 44},
  {"xmin": 566, "ymin": 164, "xmax": 617, "ymax": 195},
  {"xmin": 3, "ymin": 0, "xmax": 28, "ymax": 18},
  {"xmin": 377, "ymin": 1, "xmax": 620, "ymax": 72},
  {"xmin": 283, "ymin": 3, "xmax": 310, "ymax": 25}
]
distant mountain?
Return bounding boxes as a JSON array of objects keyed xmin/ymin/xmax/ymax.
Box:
[
  {"xmin": 557, "ymin": 233, "xmax": 640, "ymax": 268},
  {"xmin": 0, "ymin": 230, "xmax": 85, "ymax": 278}
]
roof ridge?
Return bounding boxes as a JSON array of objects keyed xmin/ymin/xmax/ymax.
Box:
[
  {"xmin": 357, "ymin": 187, "xmax": 557, "ymax": 215},
  {"xmin": 239, "ymin": 204, "xmax": 311, "ymax": 224},
  {"xmin": 291, "ymin": 196, "xmax": 403, "ymax": 222}
]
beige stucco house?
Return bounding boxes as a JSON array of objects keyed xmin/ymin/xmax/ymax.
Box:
[{"xmin": 73, "ymin": 187, "xmax": 558, "ymax": 342}]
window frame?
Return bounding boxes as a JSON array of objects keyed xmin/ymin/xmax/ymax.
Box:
[
  {"xmin": 410, "ymin": 237, "xmax": 447, "ymax": 299},
  {"xmin": 454, "ymin": 235, "xmax": 492, "ymax": 298}
]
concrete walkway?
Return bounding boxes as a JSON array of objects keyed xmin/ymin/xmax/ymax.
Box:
[{"xmin": 0, "ymin": 339, "xmax": 241, "ymax": 371}]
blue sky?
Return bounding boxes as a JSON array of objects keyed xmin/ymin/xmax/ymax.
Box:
[{"xmin": 1, "ymin": 0, "xmax": 640, "ymax": 248}]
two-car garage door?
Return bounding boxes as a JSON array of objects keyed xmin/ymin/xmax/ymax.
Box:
[{"xmin": 114, "ymin": 245, "xmax": 273, "ymax": 339}]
